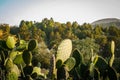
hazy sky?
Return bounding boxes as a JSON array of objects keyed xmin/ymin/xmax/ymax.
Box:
[{"xmin": 0, "ymin": 0, "xmax": 120, "ymax": 25}]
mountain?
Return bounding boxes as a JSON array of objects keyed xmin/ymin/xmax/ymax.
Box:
[{"xmin": 91, "ymin": 18, "xmax": 120, "ymax": 28}]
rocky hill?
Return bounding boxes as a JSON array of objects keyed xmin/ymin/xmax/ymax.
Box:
[{"xmin": 91, "ymin": 18, "xmax": 120, "ymax": 28}]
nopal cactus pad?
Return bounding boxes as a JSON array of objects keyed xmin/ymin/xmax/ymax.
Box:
[
  {"xmin": 6, "ymin": 36, "xmax": 16, "ymax": 49},
  {"xmin": 56, "ymin": 39, "xmax": 72, "ymax": 63},
  {"xmin": 28, "ymin": 39, "xmax": 38, "ymax": 51},
  {"xmin": 22, "ymin": 50, "xmax": 32, "ymax": 65},
  {"xmin": 64, "ymin": 57, "xmax": 76, "ymax": 71}
]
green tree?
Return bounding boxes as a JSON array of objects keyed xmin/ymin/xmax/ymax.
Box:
[
  {"xmin": 0, "ymin": 24, "xmax": 10, "ymax": 39},
  {"xmin": 19, "ymin": 20, "xmax": 30, "ymax": 40},
  {"xmin": 73, "ymin": 37, "xmax": 100, "ymax": 64}
]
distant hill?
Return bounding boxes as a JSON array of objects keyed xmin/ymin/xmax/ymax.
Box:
[{"xmin": 91, "ymin": 18, "xmax": 120, "ymax": 28}]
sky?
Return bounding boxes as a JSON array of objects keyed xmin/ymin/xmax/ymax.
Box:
[{"xmin": 0, "ymin": 0, "xmax": 120, "ymax": 26}]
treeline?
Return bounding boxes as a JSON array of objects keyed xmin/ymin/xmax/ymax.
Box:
[{"xmin": 0, "ymin": 18, "xmax": 120, "ymax": 58}]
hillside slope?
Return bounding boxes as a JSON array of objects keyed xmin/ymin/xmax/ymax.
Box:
[{"xmin": 91, "ymin": 18, "xmax": 120, "ymax": 27}]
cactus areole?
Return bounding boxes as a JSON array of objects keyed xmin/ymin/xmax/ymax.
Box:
[{"xmin": 56, "ymin": 39, "xmax": 72, "ymax": 63}]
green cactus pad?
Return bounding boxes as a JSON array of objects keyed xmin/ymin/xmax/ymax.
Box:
[
  {"xmin": 0, "ymin": 40, "xmax": 11, "ymax": 50},
  {"xmin": 9, "ymin": 51, "xmax": 17, "ymax": 60},
  {"xmin": 64, "ymin": 57, "xmax": 76, "ymax": 71},
  {"xmin": 79, "ymin": 63, "xmax": 89, "ymax": 78},
  {"xmin": 6, "ymin": 72, "xmax": 18, "ymax": 80},
  {"xmin": 89, "ymin": 63, "xmax": 94, "ymax": 77},
  {"xmin": 28, "ymin": 39, "xmax": 38, "ymax": 51},
  {"xmin": 16, "ymin": 44, "xmax": 27, "ymax": 51},
  {"xmin": 23, "ymin": 66, "xmax": 33, "ymax": 75},
  {"xmin": 72, "ymin": 49, "xmax": 83, "ymax": 67},
  {"xmin": 6, "ymin": 36, "xmax": 16, "ymax": 49},
  {"xmin": 107, "ymin": 66, "xmax": 118, "ymax": 80},
  {"xmin": 31, "ymin": 73, "xmax": 37, "ymax": 79},
  {"xmin": 22, "ymin": 50, "xmax": 32, "ymax": 65},
  {"xmin": 57, "ymin": 66, "xmax": 69, "ymax": 80},
  {"xmin": 13, "ymin": 54, "xmax": 24, "ymax": 64},
  {"xmin": 25, "ymin": 75, "xmax": 33, "ymax": 80},
  {"xmin": 56, "ymin": 39, "xmax": 72, "ymax": 63},
  {"xmin": 11, "ymin": 64, "xmax": 20, "ymax": 76},
  {"xmin": 56, "ymin": 59, "xmax": 62, "ymax": 69},
  {"xmin": 4, "ymin": 58, "xmax": 14, "ymax": 70},
  {"xmin": 94, "ymin": 68, "xmax": 100, "ymax": 80},
  {"xmin": 32, "ymin": 67, "xmax": 41, "ymax": 75},
  {"xmin": 95, "ymin": 56, "xmax": 108, "ymax": 76},
  {"xmin": 111, "ymin": 40, "xmax": 115, "ymax": 55}
]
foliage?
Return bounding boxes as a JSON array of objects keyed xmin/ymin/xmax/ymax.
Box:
[
  {"xmin": 73, "ymin": 37, "xmax": 100, "ymax": 64},
  {"xmin": 0, "ymin": 18, "xmax": 120, "ymax": 79}
]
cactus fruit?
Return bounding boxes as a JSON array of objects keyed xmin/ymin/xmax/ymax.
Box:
[
  {"xmin": 64, "ymin": 57, "xmax": 76, "ymax": 71},
  {"xmin": 22, "ymin": 50, "xmax": 32, "ymax": 65},
  {"xmin": 56, "ymin": 39, "xmax": 72, "ymax": 64},
  {"xmin": 72, "ymin": 49, "xmax": 83, "ymax": 67},
  {"xmin": 6, "ymin": 36, "xmax": 16, "ymax": 49},
  {"xmin": 28, "ymin": 39, "xmax": 38, "ymax": 51}
]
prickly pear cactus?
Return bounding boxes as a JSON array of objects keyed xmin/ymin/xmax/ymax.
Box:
[
  {"xmin": 4, "ymin": 58, "xmax": 14, "ymax": 70},
  {"xmin": 89, "ymin": 63, "xmax": 94, "ymax": 77},
  {"xmin": 56, "ymin": 39, "xmax": 72, "ymax": 64},
  {"xmin": 107, "ymin": 66, "xmax": 118, "ymax": 80},
  {"xmin": 109, "ymin": 40, "xmax": 115, "ymax": 67},
  {"xmin": 28, "ymin": 39, "xmax": 38, "ymax": 51},
  {"xmin": 23, "ymin": 66, "xmax": 33, "ymax": 75},
  {"xmin": 13, "ymin": 53, "xmax": 24, "ymax": 64},
  {"xmin": 10, "ymin": 64, "xmax": 20, "ymax": 76},
  {"xmin": 57, "ymin": 66, "xmax": 69, "ymax": 80},
  {"xmin": 94, "ymin": 56, "xmax": 108, "ymax": 76},
  {"xmin": 111, "ymin": 40, "xmax": 115, "ymax": 55},
  {"xmin": 6, "ymin": 36, "xmax": 16, "ymax": 49},
  {"xmin": 48, "ymin": 54, "xmax": 56, "ymax": 79},
  {"xmin": 22, "ymin": 50, "xmax": 32, "ymax": 65},
  {"xmin": 64, "ymin": 57, "xmax": 76, "ymax": 71},
  {"xmin": 94, "ymin": 68, "xmax": 100, "ymax": 80},
  {"xmin": 32, "ymin": 67, "xmax": 41, "ymax": 75},
  {"xmin": 9, "ymin": 51, "xmax": 17, "ymax": 60},
  {"xmin": 72, "ymin": 49, "xmax": 83, "ymax": 67},
  {"xmin": 6, "ymin": 72, "xmax": 18, "ymax": 80}
]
